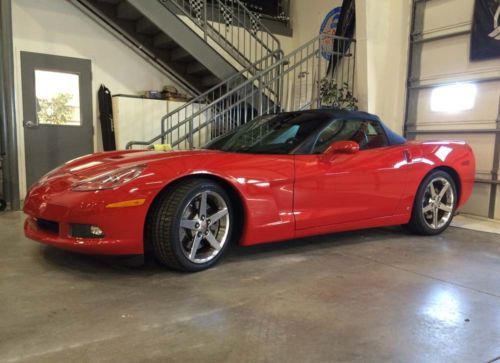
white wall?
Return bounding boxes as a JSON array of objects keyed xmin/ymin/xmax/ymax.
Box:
[
  {"xmin": 12, "ymin": 0, "xmax": 184, "ymax": 198},
  {"xmin": 355, "ymin": 0, "xmax": 412, "ymax": 133}
]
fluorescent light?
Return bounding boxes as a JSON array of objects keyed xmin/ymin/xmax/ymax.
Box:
[{"xmin": 430, "ymin": 83, "xmax": 477, "ymax": 113}]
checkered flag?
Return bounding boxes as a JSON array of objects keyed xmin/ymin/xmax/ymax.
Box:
[
  {"xmin": 220, "ymin": 3, "xmax": 233, "ymax": 31},
  {"xmin": 189, "ymin": 0, "xmax": 204, "ymax": 24},
  {"xmin": 249, "ymin": 11, "xmax": 261, "ymax": 35}
]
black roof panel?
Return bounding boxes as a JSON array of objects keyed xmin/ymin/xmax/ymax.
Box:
[{"xmin": 282, "ymin": 109, "xmax": 407, "ymax": 146}]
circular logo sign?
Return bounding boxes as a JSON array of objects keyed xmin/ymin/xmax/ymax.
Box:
[{"xmin": 320, "ymin": 7, "xmax": 342, "ymax": 60}]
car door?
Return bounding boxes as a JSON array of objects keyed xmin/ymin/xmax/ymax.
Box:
[{"xmin": 293, "ymin": 118, "xmax": 409, "ymax": 230}]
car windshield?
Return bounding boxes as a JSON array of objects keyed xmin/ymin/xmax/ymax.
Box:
[{"xmin": 204, "ymin": 112, "xmax": 331, "ymax": 154}]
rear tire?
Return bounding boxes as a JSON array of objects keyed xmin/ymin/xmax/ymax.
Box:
[
  {"xmin": 405, "ymin": 170, "xmax": 457, "ymax": 235},
  {"xmin": 147, "ymin": 179, "xmax": 234, "ymax": 272},
  {"xmin": 0, "ymin": 199, "xmax": 5, "ymax": 212}
]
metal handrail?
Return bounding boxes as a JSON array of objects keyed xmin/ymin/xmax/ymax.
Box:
[
  {"xmin": 161, "ymin": 0, "xmax": 282, "ymax": 69},
  {"xmin": 127, "ymin": 50, "xmax": 282, "ymax": 149},
  {"xmin": 163, "ymin": 50, "xmax": 281, "ymax": 138},
  {"xmin": 127, "ymin": 34, "xmax": 357, "ymax": 150}
]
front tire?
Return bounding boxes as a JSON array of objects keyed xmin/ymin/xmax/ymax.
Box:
[
  {"xmin": 148, "ymin": 179, "xmax": 234, "ymax": 272},
  {"xmin": 405, "ymin": 170, "xmax": 457, "ymax": 235}
]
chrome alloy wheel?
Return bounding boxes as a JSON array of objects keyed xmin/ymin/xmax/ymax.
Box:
[
  {"xmin": 179, "ymin": 191, "xmax": 230, "ymax": 264},
  {"xmin": 422, "ymin": 177, "xmax": 455, "ymax": 230}
]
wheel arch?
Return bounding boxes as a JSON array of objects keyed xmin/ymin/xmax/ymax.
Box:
[
  {"xmin": 417, "ymin": 165, "xmax": 462, "ymax": 206},
  {"xmin": 143, "ymin": 173, "xmax": 247, "ymax": 253}
]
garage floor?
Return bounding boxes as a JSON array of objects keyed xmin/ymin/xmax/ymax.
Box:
[{"xmin": 1, "ymin": 211, "xmax": 499, "ymax": 363}]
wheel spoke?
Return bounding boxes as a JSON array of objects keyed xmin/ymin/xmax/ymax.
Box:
[
  {"xmin": 423, "ymin": 204, "xmax": 433, "ymax": 213},
  {"xmin": 208, "ymin": 208, "xmax": 228, "ymax": 223},
  {"xmin": 199, "ymin": 192, "xmax": 208, "ymax": 217},
  {"xmin": 180, "ymin": 219, "xmax": 198, "ymax": 230},
  {"xmin": 439, "ymin": 204, "xmax": 452, "ymax": 213},
  {"xmin": 205, "ymin": 231, "xmax": 221, "ymax": 250},
  {"xmin": 189, "ymin": 233, "xmax": 203, "ymax": 260},
  {"xmin": 422, "ymin": 177, "xmax": 455, "ymax": 230},
  {"xmin": 429, "ymin": 182, "xmax": 437, "ymax": 198},
  {"xmin": 438, "ymin": 182, "xmax": 450, "ymax": 200},
  {"xmin": 180, "ymin": 189, "xmax": 230, "ymax": 263}
]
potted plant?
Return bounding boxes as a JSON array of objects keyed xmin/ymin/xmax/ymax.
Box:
[{"xmin": 319, "ymin": 79, "xmax": 358, "ymax": 111}]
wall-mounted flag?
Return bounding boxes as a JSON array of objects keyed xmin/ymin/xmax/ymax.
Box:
[{"xmin": 470, "ymin": 0, "xmax": 500, "ymax": 60}]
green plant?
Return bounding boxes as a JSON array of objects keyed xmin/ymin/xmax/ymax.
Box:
[
  {"xmin": 37, "ymin": 93, "xmax": 75, "ymax": 125},
  {"xmin": 319, "ymin": 79, "xmax": 358, "ymax": 111}
]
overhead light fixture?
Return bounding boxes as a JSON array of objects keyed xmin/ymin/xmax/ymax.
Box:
[{"xmin": 430, "ymin": 83, "xmax": 477, "ymax": 113}]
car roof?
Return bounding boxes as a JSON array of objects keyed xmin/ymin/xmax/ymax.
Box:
[
  {"xmin": 279, "ymin": 109, "xmax": 406, "ymax": 146},
  {"xmin": 284, "ymin": 108, "xmax": 380, "ymax": 121}
]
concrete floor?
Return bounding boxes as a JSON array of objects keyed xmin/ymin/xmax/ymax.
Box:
[{"xmin": 1, "ymin": 211, "xmax": 499, "ymax": 363}]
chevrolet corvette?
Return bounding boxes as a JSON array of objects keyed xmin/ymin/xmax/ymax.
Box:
[{"xmin": 24, "ymin": 110, "xmax": 475, "ymax": 271}]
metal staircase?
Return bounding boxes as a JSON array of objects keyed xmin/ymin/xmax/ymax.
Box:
[
  {"xmin": 127, "ymin": 34, "xmax": 357, "ymax": 150},
  {"xmin": 73, "ymin": 0, "xmax": 281, "ymax": 94},
  {"xmin": 74, "ymin": 0, "xmax": 356, "ymax": 150},
  {"xmin": 166, "ymin": 0, "xmax": 282, "ymax": 69}
]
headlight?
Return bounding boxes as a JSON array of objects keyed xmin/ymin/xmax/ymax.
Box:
[{"xmin": 72, "ymin": 165, "xmax": 146, "ymax": 191}]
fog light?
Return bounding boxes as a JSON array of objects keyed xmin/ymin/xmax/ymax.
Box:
[
  {"xmin": 70, "ymin": 224, "xmax": 105, "ymax": 238},
  {"xmin": 90, "ymin": 226, "xmax": 104, "ymax": 237}
]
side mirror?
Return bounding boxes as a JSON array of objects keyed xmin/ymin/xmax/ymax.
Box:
[{"xmin": 322, "ymin": 140, "xmax": 359, "ymax": 161}]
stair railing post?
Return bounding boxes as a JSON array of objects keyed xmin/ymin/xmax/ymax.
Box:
[
  {"xmin": 203, "ymin": 0, "xmax": 208, "ymax": 41},
  {"xmin": 275, "ymin": 52, "xmax": 282, "ymax": 112},
  {"xmin": 317, "ymin": 35, "xmax": 322, "ymax": 108},
  {"xmin": 189, "ymin": 117, "xmax": 194, "ymax": 148},
  {"xmin": 258, "ymin": 74, "xmax": 263, "ymax": 116}
]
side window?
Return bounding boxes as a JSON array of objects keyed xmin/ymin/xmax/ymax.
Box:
[
  {"xmin": 268, "ymin": 124, "xmax": 300, "ymax": 144},
  {"xmin": 361, "ymin": 120, "xmax": 388, "ymax": 150},
  {"xmin": 312, "ymin": 119, "xmax": 388, "ymax": 153}
]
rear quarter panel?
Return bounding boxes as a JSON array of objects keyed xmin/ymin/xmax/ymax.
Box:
[{"xmin": 397, "ymin": 141, "xmax": 475, "ymax": 218}]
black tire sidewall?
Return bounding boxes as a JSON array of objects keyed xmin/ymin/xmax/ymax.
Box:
[
  {"xmin": 411, "ymin": 170, "xmax": 457, "ymax": 235},
  {"xmin": 168, "ymin": 180, "xmax": 234, "ymax": 271}
]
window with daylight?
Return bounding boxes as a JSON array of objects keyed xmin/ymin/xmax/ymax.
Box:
[
  {"xmin": 35, "ymin": 70, "xmax": 81, "ymax": 126},
  {"xmin": 430, "ymin": 83, "xmax": 477, "ymax": 113}
]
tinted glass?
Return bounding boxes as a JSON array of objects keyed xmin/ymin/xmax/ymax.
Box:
[
  {"xmin": 312, "ymin": 119, "xmax": 388, "ymax": 153},
  {"xmin": 204, "ymin": 112, "xmax": 331, "ymax": 154}
]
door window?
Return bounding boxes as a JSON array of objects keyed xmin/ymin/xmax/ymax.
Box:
[
  {"xmin": 312, "ymin": 119, "xmax": 388, "ymax": 153},
  {"xmin": 35, "ymin": 70, "xmax": 81, "ymax": 126},
  {"xmin": 21, "ymin": 51, "xmax": 93, "ymax": 190}
]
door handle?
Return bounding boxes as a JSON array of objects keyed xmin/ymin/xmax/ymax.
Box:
[{"xmin": 24, "ymin": 120, "xmax": 38, "ymax": 129}]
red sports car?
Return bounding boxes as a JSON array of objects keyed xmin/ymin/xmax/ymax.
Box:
[{"xmin": 24, "ymin": 110, "xmax": 475, "ymax": 271}]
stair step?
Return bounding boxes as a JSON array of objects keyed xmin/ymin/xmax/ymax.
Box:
[
  {"xmin": 171, "ymin": 48, "xmax": 192, "ymax": 61},
  {"xmin": 202, "ymin": 75, "xmax": 221, "ymax": 87},
  {"xmin": 136, "ymin": 17, "xmax": 160, "ymax": 35},
  {"xmin": 186, "ymin": 62, "xmax": 209, "ymax": 75},
  {"xmin": 153, "ymin": 33, "xmax": 176, "ymax": 49},
  {"xmin": 116, "ymin": 1, "xmax": 142, "ymax": 21},
  {"xmin": 96, "ymin": 0, "xmax": 121, "ymax": 4}
]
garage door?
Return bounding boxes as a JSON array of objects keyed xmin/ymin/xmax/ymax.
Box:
[{"xmin": 405, "ymin": 0, "xmax": 500, "ymax": 219}]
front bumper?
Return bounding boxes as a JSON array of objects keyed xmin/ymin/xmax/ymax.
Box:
[
  {"xmin": 24, "ymin": 216, "xmax": 143, "ymax": 255},
  {"xmin": 23, "ymin": 174, "xmax": 154, "ymax": 255}
]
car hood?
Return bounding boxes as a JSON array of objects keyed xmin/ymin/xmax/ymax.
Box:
[{"xmin": 50, "ymin": 149, "xmax": 222, "ymax": 179}]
